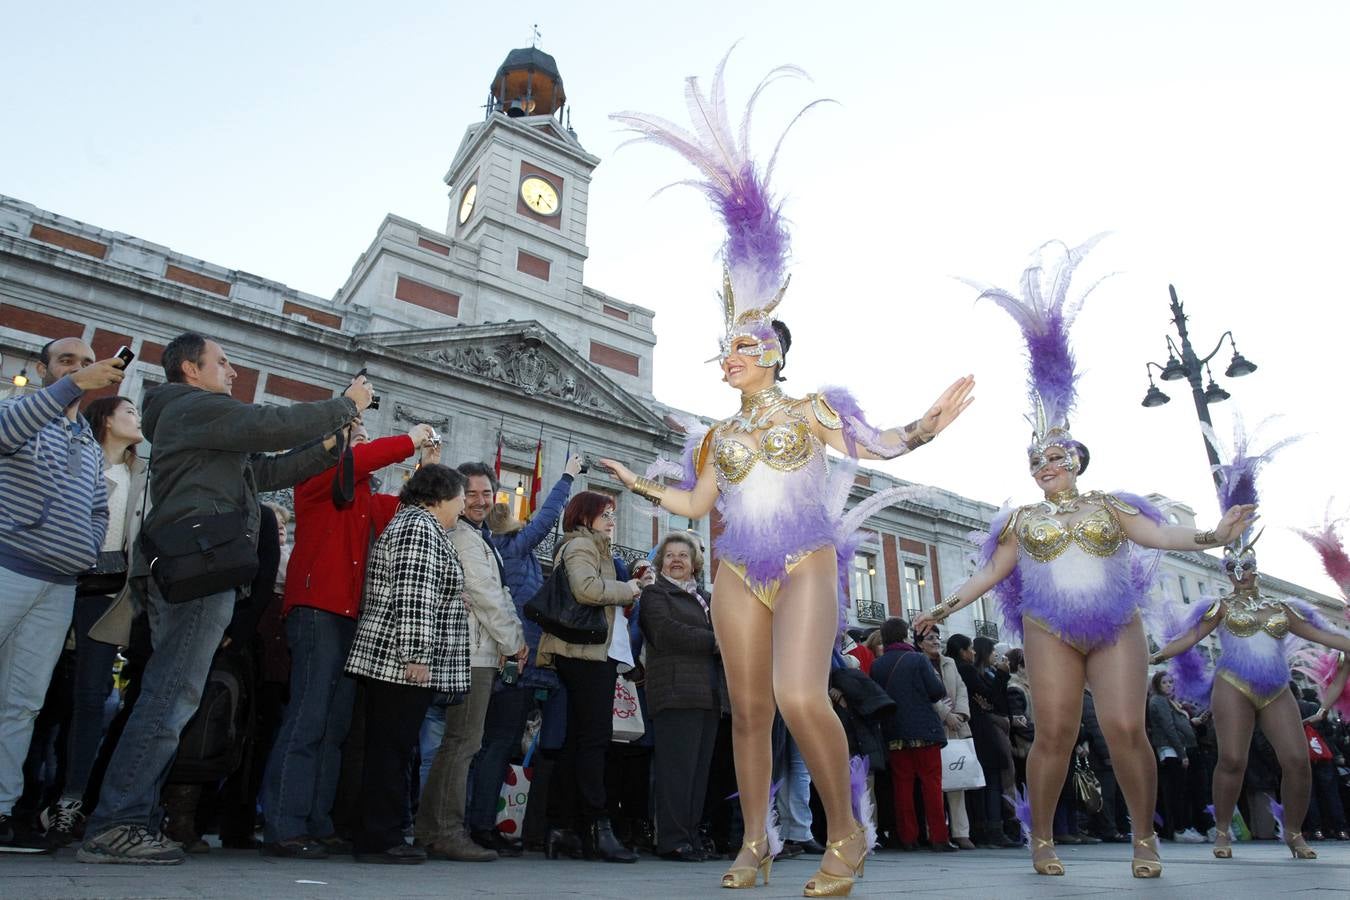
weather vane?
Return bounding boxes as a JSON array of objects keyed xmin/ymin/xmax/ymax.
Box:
[{"xmin": 531, "ymin": 24, "xmax": 541, "ymax": 48}]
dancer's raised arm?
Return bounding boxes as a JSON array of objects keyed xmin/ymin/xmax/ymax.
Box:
[
  {"xmin": 913, "ymin": 533, "xmax": 1017, "ymax": 633},
  {"xmin": 1149, "ymin": 601, "xmax": 1224, "ymax": 664},
  {"xmin": 1120, "ymin": 503, "xmax": 1257, "ymax": 552},
  {"xmin": 814, "ymin": 376, "xmax": 975, "ymax": 461},
  {"xmin": 598, "ymin": 456, "xmax": 719, "ymax": 521}
]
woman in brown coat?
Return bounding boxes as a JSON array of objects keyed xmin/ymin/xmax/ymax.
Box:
[
  {"xmin": 640, "ymin": 532, "xmax": 724, "ymax": 861},
  {"xmin": 537, "ymin": 491, "xmax": 643, "ymax": 863}
]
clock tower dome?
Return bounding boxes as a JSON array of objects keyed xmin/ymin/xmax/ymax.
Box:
[{"xmin": 444, "ymin": 48, "xmax": 598, "ymax": 314}]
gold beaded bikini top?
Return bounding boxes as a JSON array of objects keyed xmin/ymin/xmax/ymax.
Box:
[
  {"xmin": 1003, "ymin": 491, "xmax": 1137, "ymax": 563},
  {"xmin": 1221, "ymin": 589, "xmax": 1295, "ymax": 639},
  {"xmin": 697, "ymin": 391, "xmax": 838, "ymax": 486}
]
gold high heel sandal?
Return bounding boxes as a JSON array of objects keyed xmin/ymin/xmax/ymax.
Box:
[
  {"xmin": 721, "ymin": 834, "xmax": 772, "ymax": 889},
  {"xmin": 1132, "ymin": 833, "xmax": 1162, "ymax": 878},
  {"xmin": 802, "ymin": 826, "xmax": 866, "ymax": 898},
  {"xmin": 1286, "ymin": 835, "xmax": 1317, "ymax": 860},
  {"xmin": 1212, "ymin": 830, "xmax": 1232, "ymax": 859},
  {"xmin": 1030, "ymin": 836, "xmax": 1064, "ymax": 876}
]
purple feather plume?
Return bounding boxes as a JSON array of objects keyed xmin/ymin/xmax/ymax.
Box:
[
  {"xmin": 610, "ymin": 47, "xmax": 831, "ymax": 319},
  {"xmin": 849, "ymin": 755, "xmax": 877, "ymax": 852},
  {"xmin": 1013, "ymin": 785, "xmax": 1032, "ymax": 846},
  {"xmin": 1268, "ymin": 795, "xmax": 1285, "ymax": 840},
  {"xmin": 1205, "ymin": 416, "xmax": 1301, "ymax": 515},
  {"xmin": 959, "ymin": 235, "xmax": 1112, "ymax": 437},
  {"xmin": 1297, "ymin": 513, "xmax": 1350, "ymax": 601}
]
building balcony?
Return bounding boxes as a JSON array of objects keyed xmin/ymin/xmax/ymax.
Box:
[
  {"xmin": 855, "ymin": 600, "xmax": 886, "ymax": 624},
  {"xmin": 973, "ymin": 618, "xmax": 1000, "ymax": 641}
]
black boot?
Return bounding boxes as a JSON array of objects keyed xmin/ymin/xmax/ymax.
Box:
[
  {"xmin": 544, "ymin": 827, "xmax": 584, "ymax": 860},
  {"xmin": 585, "ymin": 818, "xmax": 638, "ymax": 863},
  {"xmin": 631, "ymin": 819, "xmax": 655, "ymax": 854}
]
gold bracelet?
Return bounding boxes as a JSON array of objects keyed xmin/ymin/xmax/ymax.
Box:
[
  {"xmin": 902, "ymin": 420, "xmax": 934, "ymax": 451},
  {"xmin": 1194, "ymin": 529, "xmax": 1217, "ymax": 546},
  {"xmin": 631, "ymin": 476, "xmax": 666, "ymax": 504},
  {"xmin": 931, "ymin": 594, "xmax": 961, "ymax": 621}
]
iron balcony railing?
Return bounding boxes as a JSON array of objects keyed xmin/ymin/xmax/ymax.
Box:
[
  {"xmin": 534, "ymin": 531, "xmax": 650, "ymax": 573},
  {"xmin": 855, "ymin": 600, "xmax": 886, "ymax": 624},
  {"xmin": 973, "ymin": 618, "xmax": 1000, "ymax": 640}
]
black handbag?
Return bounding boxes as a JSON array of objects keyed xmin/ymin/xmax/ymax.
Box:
[
  {"xmin": 76, "ymin": 549, "xmax": 129, "ymax": 597},
  {"xmin": 141, "ymin": 510, "xmax": 259, "ymax": 604},
  {"xmin": 1073, "ymin": 754, "xmax": 1104, "ymax": 813},
  {"xmin": 523, "ymin": 559, "xmax": 609, "ymax": 645}
]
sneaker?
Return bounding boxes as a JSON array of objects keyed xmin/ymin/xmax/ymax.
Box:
[
  {"xmin": 1176, "ymin": 828, "xmax": 1206, "ymax": 844},
  {"xmin": 39, "ymin": 798, "xmax": 86, "ymax": 846},
  {"xmin": 77, "ymin": 824, "xmax": 186, "ymax": 865},
  {"xmin": 0, "ymin": 813, "xmax": 53, "ymax": 854}
]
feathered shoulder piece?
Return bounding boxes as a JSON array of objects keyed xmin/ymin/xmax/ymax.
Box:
[
  {"xmin": 960, "ymin": 235, "xmax": 1112, "ymax": 463},
  {"xmin": 610, "ymin": 47, "xmax": 830, "ymax": 365}
]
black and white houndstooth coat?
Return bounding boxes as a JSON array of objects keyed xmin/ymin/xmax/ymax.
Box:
[{"xmin": 345, "ymin": 504, "xmax": 469, "ymax": 693}]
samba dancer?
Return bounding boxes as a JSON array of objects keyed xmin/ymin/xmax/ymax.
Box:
[
  {"xmin": 603, "ymin": 55, "xmax": 973, "ymax": 897},
  {"xmin": 1156, "ymin": 460, "xmax": 1350, "ymax": 861},
  {"xmin": 914, "ymin": 238, "xmax": 1253, "ymax": 879},
  {"xmin": 1294, "ymin": 515, "xmax": 1350, "ymax": 724}
]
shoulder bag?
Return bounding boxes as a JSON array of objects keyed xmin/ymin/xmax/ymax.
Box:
[{"xmin": 523, "ymin": 559, "xmax": 608, "ymax": 645}]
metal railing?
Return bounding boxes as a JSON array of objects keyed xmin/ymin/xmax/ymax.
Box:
[
  {"xmin": 973, "ymin": 619, "xmax": 1000, "ymax": 640},
  {"xmin": 855, "ymin": 600, "xmax": 886, "ymax": 624},
  {"xmin": 905, "ymin": 607, "xmax": 923, "ymax": 624}
]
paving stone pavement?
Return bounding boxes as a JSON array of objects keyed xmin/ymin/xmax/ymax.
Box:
[{"xmin": 2, "ymin": 839, "xmax": 1348, "ymax": 899}]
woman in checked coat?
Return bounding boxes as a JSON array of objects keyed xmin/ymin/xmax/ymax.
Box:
[{"xmin": 344, "ymin": 464, "xmax": 468, "ymax": 864}]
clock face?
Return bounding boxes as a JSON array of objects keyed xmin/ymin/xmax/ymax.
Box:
[
  {"xmin": 520, "ymin": 176, "xmax": 560, "ymax": 216},
  {"xmin": 458, "ymin": 183, "xmax": 477, "ymax": 224}
]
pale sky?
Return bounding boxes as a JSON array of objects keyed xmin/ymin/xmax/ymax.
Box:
[{"xmin": 4, "ymin": 2, "xmax": 1348, "ymax": 597}]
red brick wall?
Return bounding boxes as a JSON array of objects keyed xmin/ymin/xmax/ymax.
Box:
[
  {"xmin": 602, "ymin": 304, "xmax": 629, "ymax": 321},
  {"xmin": 165, "ymin": 264, "xmax": 231, "ymax": 297},
  {"xmin": 0, "ymin": 304, "xmax": 84, "ymax": 340},
  {"xmin": 899, "ymin": 537, "xmax": 926, "ymax": 556},
  {"xmin": 928, "ymin": 545, "xmax": 943, "ymax": 605},
  {"xmin": 232, "ymin": 365, "xmax": 259, "ymax": 403},
  {"xmin": 265, "ymin": 374, "xmax": 331, "ymax": 403},
  {"xmin": 589, "ymin": 341, "xmax": 639, "ymax": 377},
  {"xmin": 281, "ymin": 300, "xmax": 342, "ymax": 329},
  {"xmin": 417, "ymin": 237, "xmax": 451, "ymax": 256},
  {"xmin": 30, "ymin": 223, "xmax": 108, "ymax": 259},
  {"xmin": 139, "ymin": 340, "xmax": 165, "ymax": 366},
  {"xmin": 882, "ymin": 534, "xmax": 902, "ymax": 615},
  {"xmin": 516, "ymin": 250, "xmax": 551, "ymax": 281},
  {"xmin": 394, "ymin": 276, "xmax": 460, "ymax": 317}
]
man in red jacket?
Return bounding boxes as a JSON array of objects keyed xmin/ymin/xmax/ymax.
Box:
[{"xmin": 260, "ymin": 418, "xmax": 439, "ymax": 857}]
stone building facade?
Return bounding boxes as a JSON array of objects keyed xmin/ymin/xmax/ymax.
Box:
[{"xmin": 1, "ymin": 48, "xmax": 1339, "ymax": 646}]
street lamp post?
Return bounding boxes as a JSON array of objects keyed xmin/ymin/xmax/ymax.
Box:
[{"xmin": 1140, "ymin": 284, "xmax": 1258, "ymax": 490}]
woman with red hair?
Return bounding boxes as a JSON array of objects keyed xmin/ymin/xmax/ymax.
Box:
[{"xmin": 537, "ymin": 491, "xmax": 645, "ymax": 863}]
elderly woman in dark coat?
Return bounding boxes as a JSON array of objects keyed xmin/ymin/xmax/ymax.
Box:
[{"xmin": 639, "ymin": 532, "xmax": 724, "ymax": 861}]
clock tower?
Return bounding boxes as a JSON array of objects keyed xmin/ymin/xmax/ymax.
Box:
[{"xmin": 444, "ymin": 48, "xmax": 598, "ymax": 318}]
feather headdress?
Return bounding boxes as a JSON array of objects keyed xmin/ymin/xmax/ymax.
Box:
[
  {"xmin": 960, "ymin": 235, "xmax": 1112, "ymax": 467},
  {"xmin": 610, "ymin": 47, "xmax": 831, "ymax": 365},
  {"xmin": 1204, "ymin": 415, "xmax": 1300, "ymax": 578},
  {"xmin": 1296, "ymin": 508, "xmax": 1350, "ymax": 600}
]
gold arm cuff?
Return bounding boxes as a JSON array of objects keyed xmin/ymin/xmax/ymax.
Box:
[
  {"xmin": 1194, "ymin": 529, "xmax": 1217, "ymax": 546},
  {"xmin": 1201, "ymin": 599, "xmax": 1223, "ymax": 622},
  {"xmin": 901, "ymin": 420, "xmax": 934, "ymax": 451},
  {"xmin": 932, "ymin": 595, "xmax": 962, "ymax": 620},
  {"xmin": 632, "ymin": 476, "xmax": 666, "ymax": 504},
  {"xmin": 810, "ymin": 393, "xmax": 842, "ymax": 430}
]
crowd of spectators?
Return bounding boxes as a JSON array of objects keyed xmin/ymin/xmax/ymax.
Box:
[{"xmin": 2, "ymin": 330, "xmax": 1349, "ymax": 869}]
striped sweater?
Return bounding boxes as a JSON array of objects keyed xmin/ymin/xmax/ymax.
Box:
[{"xmin": 0, "ymin": 376, "xmax": 109, "ymax": 583}]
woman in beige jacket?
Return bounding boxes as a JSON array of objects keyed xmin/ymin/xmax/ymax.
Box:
[
  {"xmin": 919, "ymin": 626, "xmax": 975, "ymax": 849},
  {"xmin": 537, "ymin": 491, "xmax": 642, "ymax": 863}
]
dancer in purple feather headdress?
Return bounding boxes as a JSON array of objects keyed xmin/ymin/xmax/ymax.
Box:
[
  {"xmin": 916, "ymin": 237, "xmax": 1254, "ymax": 881},
  {"xmin": 598, "ymin": 50, "xmax": 974, "ymax": 898},
  {"xmin": 1151, "ymin": 423, "xmax": 1350, "ymax": 861}
]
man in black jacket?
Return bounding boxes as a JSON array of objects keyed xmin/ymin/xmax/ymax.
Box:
[
  {"xmin": 870, "ymin": 618, "xmax": 951, "ymax": 852},
  {"xmin": 78, "ymin": 333, "xmax": 371, "ymax": 865}
]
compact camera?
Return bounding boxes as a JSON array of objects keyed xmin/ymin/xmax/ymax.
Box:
[
  {"xmin": 353, "ymin": 367, "xmax": 381, "ymax": 410},
  {"xmin": 114, "ymin": 346, "xmax": 135, "ymax": 367}
]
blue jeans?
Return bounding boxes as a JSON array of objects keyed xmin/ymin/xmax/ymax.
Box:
[
  {"xmin": 465, "ymin": 683, "xmax": 534, "ymax": 832},
  {"xmin": 0, "ymin": 566, "xmax": 75, "ymax": 815},
  {"xmin": 63, "ymin": 593, "xmax": 120, "ymax": 799},
  {"xmin": 261, "ymin": 607, "xmax": 356, "ymax": 843},
  {"xmin": 85, "ymin": 582, "xmax": 234, "ymax": 835},
  {"xmin": 776, "ymin": 734, "xmax": 813, "ymax": 841},
  {"xmin": 418, "ymin": 695, "xmax": 452, "ymax": 792}
]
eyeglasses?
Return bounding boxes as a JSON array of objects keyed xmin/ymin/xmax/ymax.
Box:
[{"xmin": 598, "ymin": 510, "xmax": 617, "ymax": 520}]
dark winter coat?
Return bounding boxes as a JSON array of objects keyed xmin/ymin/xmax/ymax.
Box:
[
  {"xmin": 638, "ymin": 575, "xmax": 723, "ymax": 716},
  {"xmin": 957, "ymin": 659, "xmax": 1011, "ymax": 770},
  {"xmin": 830, "ymin": 665, "xmax": 895, "ymax": 771},
  {"xmin": 871, "ymin": 643, "xmax": 947, "ymax": 746}
]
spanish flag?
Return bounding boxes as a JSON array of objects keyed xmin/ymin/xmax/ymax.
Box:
[{"xmin": 528, "ymin": 439, "xmax": 543, "ymax": 516}]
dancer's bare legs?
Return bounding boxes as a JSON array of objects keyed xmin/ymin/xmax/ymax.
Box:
[
  {"xmin": 1083, "ymin": 618, "xmax": 1158, "ymax": 862},
  {"xmin": 710, "ymin": 567, "xmax": 775, "ymax": 872},
  {"xmin": 1258, "ymin": 690, "xmax": 1313, "ymax": 846},
  {"xmin": 1210, "ymin": 678, "xmax": 1256, "ymax": 841},
  {"xmin": 1022, "ymin": 622, "xmax": 1086, "ymax": 865},
  {"xmin": 771, "ymin": 550, "xmax": 861, "ymax": 879}
]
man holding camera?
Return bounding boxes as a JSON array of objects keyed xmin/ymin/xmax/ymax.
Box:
[
  {"xmin": 261, "ymin": 416, "xmax": 441, "ymax": 859},
  {"xmin": 0, "ymin": 337, "xmax": 125, "ymax": 853},
  {"xmin": 414, "ymin": 462, "xmax": 526, "ymax": 861},
  {"xmin": 78, "ymin": 333, "xmax": 372, "ymax": 865}
]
